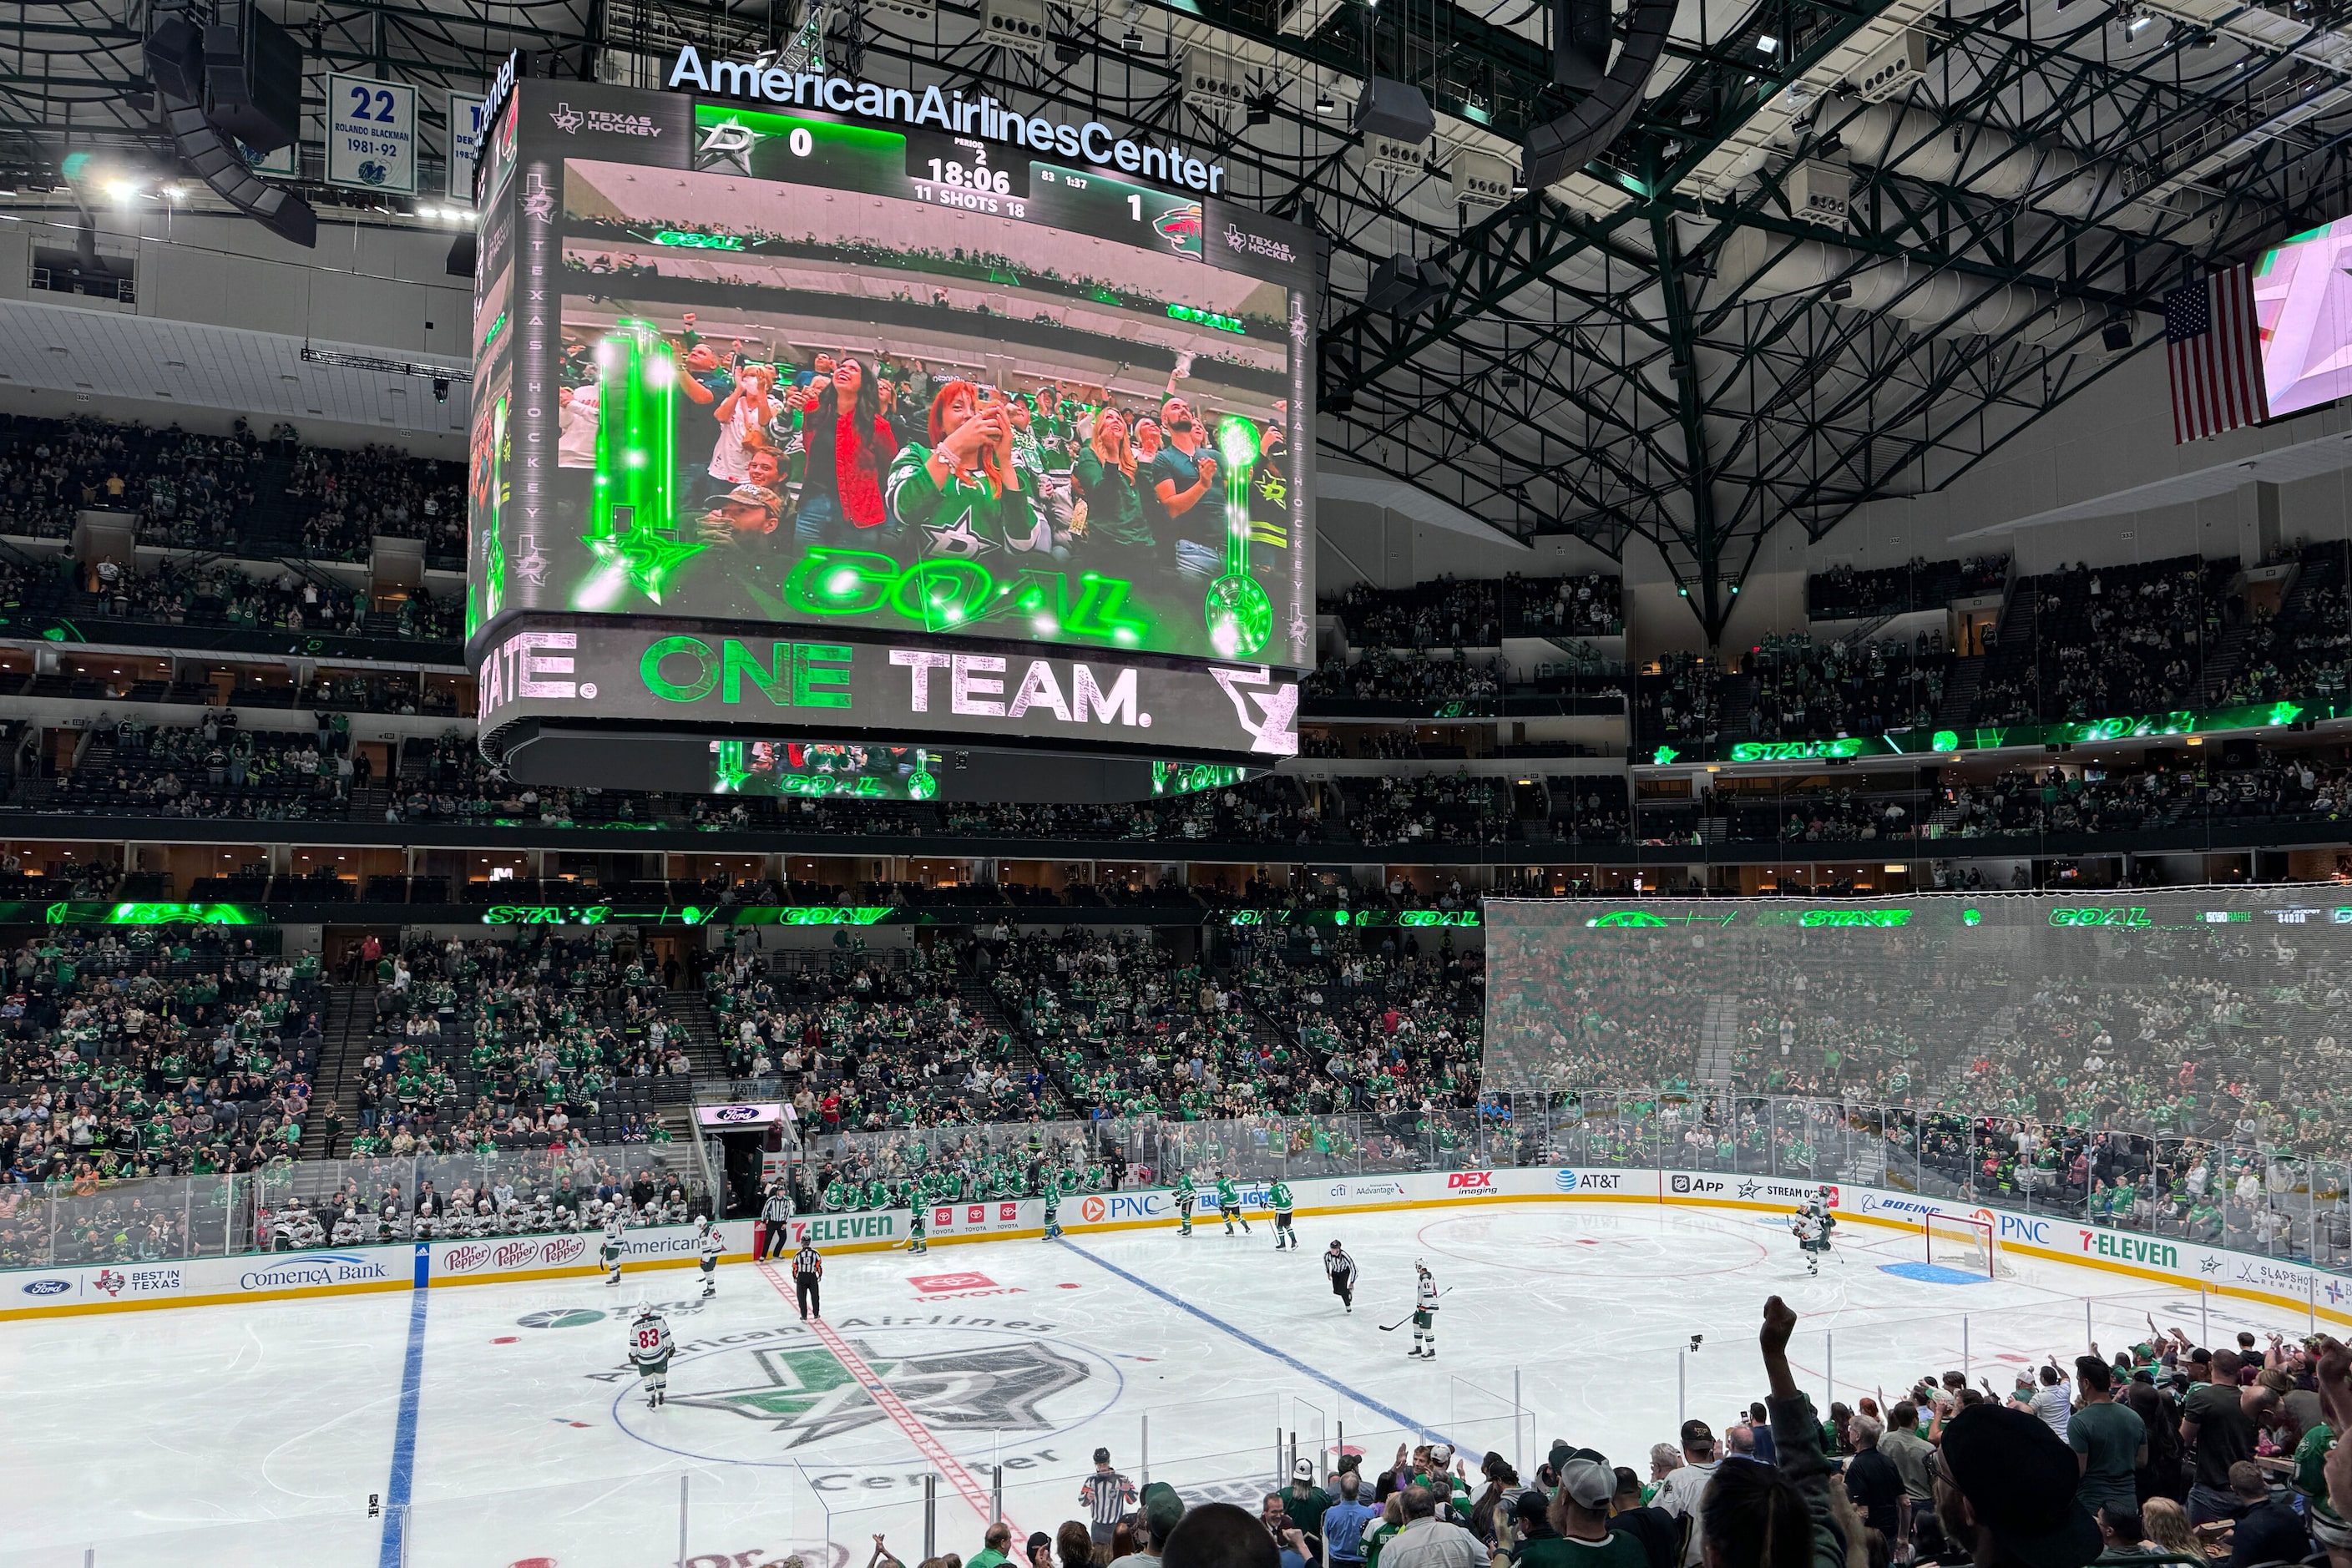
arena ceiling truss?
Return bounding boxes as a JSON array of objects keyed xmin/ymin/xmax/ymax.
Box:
[{"xmin": 4, "ymin": 0, "xmax": 2352, "ymax": 635}]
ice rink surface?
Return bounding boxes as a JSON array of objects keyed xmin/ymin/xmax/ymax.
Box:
[{"xmin": 0, "ymin": 1200, "xmax": 2314, "ymax": 1568}]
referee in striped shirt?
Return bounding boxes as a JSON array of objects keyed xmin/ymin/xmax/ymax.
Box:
[{"xmin": 1078, "ymin": 1448, "xmax": 1137, "ymax": 1546}]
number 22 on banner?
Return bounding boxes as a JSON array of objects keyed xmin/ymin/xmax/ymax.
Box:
[{"xmin": 326, "ymin": 72, "xmax": 417, "ymax": 195}]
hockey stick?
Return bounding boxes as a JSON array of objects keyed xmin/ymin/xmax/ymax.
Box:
[{"xmin": 1378, "ymin": 1287, "xmax": 1451, "ymax": 1330}]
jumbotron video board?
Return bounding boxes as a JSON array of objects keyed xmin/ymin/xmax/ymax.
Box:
[{"xmin": 464, "ymin": 71, "xmax": 1313, "ymax": 797}]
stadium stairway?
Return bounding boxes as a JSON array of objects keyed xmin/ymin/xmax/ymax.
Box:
[
  {"xmin": 1227, "ymin": 978, "xmax": 1303, "ymax": 1070},
  {"xmin": 299, "ymin": 984, "xmax": 377, "ymax": 1161},
  {"xmin": 2195, "ymin": 621, "xmax": 2257, "ymax": 706},
  {"xmin": 660, "ymin": 990, "xmax": 728, "ymax": 1077},
  {"xmin": 954, "ymin": 968, "xmax": 1071, "ymax": 1112},
  {"xmin": 1933, "ymin": 656, "xmax": 1982, "ymax": 731},
  {"xmin": 1694, "ymin": 996, "xmax": 1742, "ymax": 1089}
]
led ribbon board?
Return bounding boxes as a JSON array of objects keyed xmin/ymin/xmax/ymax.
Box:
[{"xmin": 1706, "ymin": 697, "xmax": 2349, "ymax": 765}]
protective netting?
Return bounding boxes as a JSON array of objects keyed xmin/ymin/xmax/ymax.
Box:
[{"xmin": 1480, "ymin": 890, "xmax": 2352, "ymax": 1136}]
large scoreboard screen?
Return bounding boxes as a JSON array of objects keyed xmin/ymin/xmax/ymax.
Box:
[{"xmin": 466, "ymin": 77, "xmax": 1313, "ymax": 793}]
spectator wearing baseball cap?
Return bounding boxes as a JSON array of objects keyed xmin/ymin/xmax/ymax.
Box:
[
  {"xmin": 1934, "ymin": 1403, "xmax": 2103, "ymax": 1568},
  {"xmin": 1651, "ymin": 1421, "xmax": 1719, "ymax": 1566},
  {"xmin": 1110, "ymin": 1485, "xmax": 1187, "ymax": 1568},
  {"xmin": 1506, "ymin": 1458, "xmax": 1643, "ymax": 1568},
  {"xmin": 1495, "ymin": 1485, "xmax": 1558, "ymax": 1568},
  {"xmin": 1286, "ymin": 1459, "xmax": 1333, "ymax": 1544}
]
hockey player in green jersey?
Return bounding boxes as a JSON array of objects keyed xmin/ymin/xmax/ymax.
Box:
[
  {"xmin": 1216, "ymin": 1172, "xmax": 1251, "ymax": 1235},
  {"xmin": 1042, "ymin": 1169, "xmax": 1065, "ymax": 1242},
  {"xmin": 1175, "ymin": 1171, "xmax": 1197, "ymax": 1236},
  {"xmin": 1268, "ymin": 1179, "xmax": 1296, "ymax": 1249},
  {"xmin": 908, "ymin": 1205, "xmax": 928, "ymax": 1254}
]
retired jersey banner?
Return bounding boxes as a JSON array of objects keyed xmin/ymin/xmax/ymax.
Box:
[{"xmin": 327, "ymin": 73, "xmax": 419, "ymax": 193}]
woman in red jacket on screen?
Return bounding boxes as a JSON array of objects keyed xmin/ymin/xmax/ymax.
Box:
[{"xmin": 789, "ymin": 354, "xmax": 894, "ymax": 549}]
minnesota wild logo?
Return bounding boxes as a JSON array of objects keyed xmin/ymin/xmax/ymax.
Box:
[{"xmin": 667, "ymin": 1338, "xmax": 1090, "ymax": 1449}]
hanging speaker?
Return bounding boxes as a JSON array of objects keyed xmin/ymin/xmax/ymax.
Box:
[
  {"xmin": 1555, "ymin": 0, "xmax": 1611, "ymax": 89},
  {"xmin": 146, "ymin": 12, "xmax": 205, "ymax": 103},
  {"xmin": 1353, "ymin": 78, "xmax": 1434, "ymax": 146},
  {"xmin": 204, "ymin": 4, "xmax": 302, "ymax": 154},
  {"xmin": 1521, "ymin": 0, "xmax": 1677, "ymax": 187}
]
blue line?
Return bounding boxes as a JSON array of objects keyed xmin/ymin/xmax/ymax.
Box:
[
  {"xmin": 1062, "ymin": 1240, "xmax": 1464, "ymax": 1453},
  {"xmin": 379, "ymin": 1247, "xmax": 431, "ymax": 1568}
]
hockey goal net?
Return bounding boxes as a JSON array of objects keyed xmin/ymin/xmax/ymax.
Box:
[{"xmin": 1924, "ymin": 1213, "xmax": 2011, "ymax": 1277}]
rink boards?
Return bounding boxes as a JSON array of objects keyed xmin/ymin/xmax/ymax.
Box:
[{"xmin": 5, "ymin": 1166, "xmax": 2346, "ymax": 1328}]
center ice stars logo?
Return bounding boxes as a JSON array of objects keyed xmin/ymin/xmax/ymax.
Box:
[{"xmin": 670, "ymin": 1338, "xmax": 1090, "ymax": 1449}]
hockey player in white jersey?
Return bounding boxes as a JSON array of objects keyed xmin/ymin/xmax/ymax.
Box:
[
  {"xmin": 696, "ymin": 1216, "xmax": 721, "ymax": 1297},
  {"xmin": 1410, "ymin": 1261, "xmax": 1439, "ymax": 1358},
  {"xmin": 602, "ymin": 1205, "xmax": 627, "ymax": 1287},
  {"xmin": 1790, "ymin": 1208, "xmax": 1827, "ymax": 1274},
  {"xmin": 627, "ymin": 1304, "xmax": 673, "ymax": 1408},
  {"xmin": 1805, "ymin": 1188, "xmax": 1839, "ymax": 1262}
]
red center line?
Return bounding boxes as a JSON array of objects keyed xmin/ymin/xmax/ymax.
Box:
[{"xmin": 758, "ymin": 1260, "xmax": 1024, "ymax": 1539}]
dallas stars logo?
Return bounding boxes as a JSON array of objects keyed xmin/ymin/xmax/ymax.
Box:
[
  {"xmin": 696, "ymin": 119, "xmax": 760, "ymax": 175},
  {"xmin": 922, "ymin": 518, "xmax": 996, "ymax": 560},
  {"xmin": 669, "ymin": 1339, "xmax": 1090, "ymax": 1449},
  {"xmin": 513, "ymin": 536, "xmax": 550, "ymax": 588},
  {"xmin": 1256, "ymin": 471, "xmax": 1287, "ymax": 508},
  {"xmin": 585, "ymin": 512, "xmax": 702, "ymax": 602}
]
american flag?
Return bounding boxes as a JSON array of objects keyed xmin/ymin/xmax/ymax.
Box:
[{"xmin": 2164, "ymin": 263, "xmax": 2264, "ymax": 444}]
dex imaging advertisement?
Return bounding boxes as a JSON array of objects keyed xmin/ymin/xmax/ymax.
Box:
[{"xmin": 469, "ymin": 81, "xmax": 1312, "ymax": 690}]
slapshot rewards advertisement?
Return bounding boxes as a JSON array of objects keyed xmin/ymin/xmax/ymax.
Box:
[{"xmin": 468, "ymin": 76, "xmax": 1313, "ymax": 768}]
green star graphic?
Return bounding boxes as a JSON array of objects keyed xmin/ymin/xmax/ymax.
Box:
[
  {"xmin": 589, "ymin": 523, "xmax": 705, "ymax": 604},
  {"xmin": 2266, "ymin": 702, "xmax": 2305, "ymax": 726},
  {"xmin": 1652, "ymin": 745, "xmax": 1680, "ymax": 765}
]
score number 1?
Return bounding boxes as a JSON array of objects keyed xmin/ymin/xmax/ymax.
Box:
[{"xmin": 1059, "ymin": 176, "xmax": 1146, "ymax": 224}]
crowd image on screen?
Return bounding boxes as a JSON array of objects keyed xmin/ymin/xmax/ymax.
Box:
[{"xmin": 554, "ymin": 309, "xmax": 1288, "ymax": 626}]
